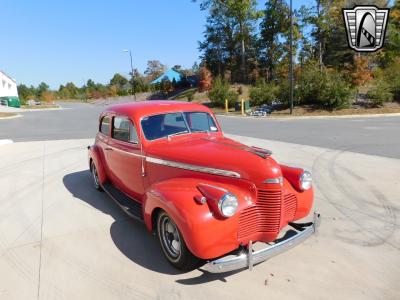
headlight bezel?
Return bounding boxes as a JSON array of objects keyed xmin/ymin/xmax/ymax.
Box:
[
  {"xmin": 299, "ymin": 170, "xmax": 313, "ymax": 191},
  {"xmin": 218, "ymin": 193, "xmax": 239, "ymax": 217}
]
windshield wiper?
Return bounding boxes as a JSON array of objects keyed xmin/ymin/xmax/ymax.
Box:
[{"xmin": 192, "ymin": 130, "xmax": 209, "ymax": 133}]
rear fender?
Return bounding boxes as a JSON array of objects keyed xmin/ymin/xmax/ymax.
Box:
[
  {"xmin": 88, "ymin": 145, "xmax": 107, "ymax": 184},
  {"xmin": 143, "ymin": 178, "xmax": 256, "ymax": 259}
]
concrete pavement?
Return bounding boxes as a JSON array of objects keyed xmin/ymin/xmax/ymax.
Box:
[{"xmin": 0, "ymin": 135, "xmax": 398, "ymax": 300}]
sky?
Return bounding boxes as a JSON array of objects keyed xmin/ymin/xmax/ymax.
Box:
[{"xmin": 1, "ymin": 0, "xmax": 309, "ymax": 89}]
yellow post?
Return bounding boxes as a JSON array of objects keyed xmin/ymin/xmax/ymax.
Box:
[
  {"xmin": 241, "ymin": 98, "xmax": 245, "ymax": 116},
  {"xmin": 225, "ymin": 99, "xmax": 228, "ymax": 114}
]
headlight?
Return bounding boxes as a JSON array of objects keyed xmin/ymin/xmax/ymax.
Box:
[
  {"xmin": 300, "ymin": 171, "xmax": 312, "ymax": 190},
  {"xmin": 218, "ymin": 193, "xmax": 238, "ymax": 217}
]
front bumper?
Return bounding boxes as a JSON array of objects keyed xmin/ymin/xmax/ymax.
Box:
[{"xmin": 202, "ymin": 212, "xmax": 321, "ymax": 273}]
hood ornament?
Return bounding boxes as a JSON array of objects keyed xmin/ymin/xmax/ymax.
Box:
[{"xmin": 250, "ymin": 146, "xmax": 272, "ymax": 159}]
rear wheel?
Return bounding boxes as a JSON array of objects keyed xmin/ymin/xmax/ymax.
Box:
[
  {"xmin": 157, "ymin": 211, "xmax": 198, "ymax": 271},
  {"xmin": 91, "ymin": 161, "xmax": 103, "ymax": 191}
]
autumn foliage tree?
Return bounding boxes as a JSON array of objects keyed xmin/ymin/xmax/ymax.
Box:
[
  {"xmin": 351, "ymin": 55, "xmax": 372, "ymax": 87},
  {"xmin": 351, "ymin": 54, "xmax": 373, "ymax": 101},
  {"xmin": 199, "ymin": 67, "xmax": 212, "ymax": 92}
]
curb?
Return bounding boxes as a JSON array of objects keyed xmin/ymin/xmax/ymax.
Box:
[
  {"xmin": 21, "ymin": 107, "xmax": 65, "ymax": 112},
  {"xmin": 0, "ymin": 114, "xmax": 22, "ymax": 120},
  {"xmin": 216, "ymin": 112, "xmax": 400, "ymax": 121},
  {"xmin": 0, "ymin": 139, "xmax": 13, "ymax": 146}
]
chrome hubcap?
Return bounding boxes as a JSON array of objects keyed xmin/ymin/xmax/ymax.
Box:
[
  {"xmin": 160, "ymin": 217, "xmax": 181, "ymax": 258},
  {"xmin": 92, "ymin": 164, "xmax": 99, "ymax": 187}
]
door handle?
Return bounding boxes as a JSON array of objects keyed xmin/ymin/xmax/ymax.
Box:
[{"xmin": 105, "ymin": 147, "xmax": 113, "ymax": 151}]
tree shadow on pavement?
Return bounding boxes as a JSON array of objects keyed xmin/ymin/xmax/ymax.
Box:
[{"xmin": 63, "ymin": 170, "xmax": 180, "ymax": 275}]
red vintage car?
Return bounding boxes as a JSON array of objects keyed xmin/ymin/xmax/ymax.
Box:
[{"xmin": 88, "ymin": 101, "xmax": 320, "ymax": 272}]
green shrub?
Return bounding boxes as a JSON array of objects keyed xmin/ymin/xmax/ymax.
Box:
[
  {"xmin": 392, "ymin": 76, "xmax": 400, "ymax": 101},
  {"xmin": 249, "ymin": 79, "xmax": 279, "ymax": 106},
  {"xmin": 367, "ymin": 79, "xmax": 393, "ymax": 106},
  {"xmin": 298, "ymin": 64, "xmax": 353, "ymax": 109},
  {"xmin": 208, "ymin": 76, "xmax": 238, "ymax": 107},
  {"xmin": 187, "ymin": 90, "xmax": 196, "ymax": 101},
  {"xmin": 322, "ymin": 72, "xmax": 353, "ymax": 109},
  {"xmin": 379, "ymin": 58, "xmax": 400, "ymax": 102}
]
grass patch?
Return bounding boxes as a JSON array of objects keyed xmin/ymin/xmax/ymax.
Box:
[{"xmin": 173, "ymin": 88, "xmax": 198, "ymax": 100}]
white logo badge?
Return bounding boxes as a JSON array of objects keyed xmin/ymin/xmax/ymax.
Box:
[{"xmin": 343, "ymin": 6, "xmax": 389, "ymax": 52}]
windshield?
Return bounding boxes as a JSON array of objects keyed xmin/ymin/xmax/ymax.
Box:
[{"xmin": 141, "ymin": 111, "xmax": 218, "ymax": 141}]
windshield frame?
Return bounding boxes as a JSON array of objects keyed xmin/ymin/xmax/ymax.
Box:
[{"xmin": 140, "ymin": 111, "xmax": 219, "ymax": 142}]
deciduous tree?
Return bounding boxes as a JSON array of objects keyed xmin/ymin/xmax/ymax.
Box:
[
  {"xmin": 199, "ymin": 67, "xmax": 213, "ymax": 92},
  {"xmin": 144, "ymin": 60, "xmax": 166, "ymax": 81}
]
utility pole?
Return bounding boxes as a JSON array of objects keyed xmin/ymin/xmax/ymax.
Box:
[
  {"xmin": 123, "ymin": 49, "xmax": 136, "ymax": 100},
  {"xmin": 289, "ymin": 0, "xmax": 294, "ymax": 114},
  {"xmin": 317, "ymin": 0, "xmax": 323, "ymax": 73}
]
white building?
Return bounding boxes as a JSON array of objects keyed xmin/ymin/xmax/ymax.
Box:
[{"xmin": 0, "ymin": 71, "xmax": 18, "ymax": 97}]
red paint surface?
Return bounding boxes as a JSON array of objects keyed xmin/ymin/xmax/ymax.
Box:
[{"xmin": 89, "ymin": 101, "xmax": 314, "ymax": 259}]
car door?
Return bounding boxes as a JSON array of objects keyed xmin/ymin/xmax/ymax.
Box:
[
  {"xmin": 106, "ymin": 115, "xmax": 144, "ymax": 200},
  {"xmin": 96, "ymin": 114, "xmax": 111, "ymax": 171}
]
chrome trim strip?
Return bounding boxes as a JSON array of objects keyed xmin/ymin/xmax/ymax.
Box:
[
  {"xmin": 264, "ymin": 176, "xmax": 283, "ymax": 184},
  {"xmin": 107, "ymin": 145, "xmax": 144, "ymax": 158},
  {"xmin": 202, "ymin": 212, "xmax": 321, "ymax": 273},
  {"xmin": 103, "ymin": 146, "xmax": 240, "ymax": 178},
  {"xmin": 146, "ymin": 157, "xmax": 241, "ymax": 178}
]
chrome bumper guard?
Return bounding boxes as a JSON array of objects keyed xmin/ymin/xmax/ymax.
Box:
[{"xmin": 202, "ymin": 212, "xmax": 321, "ymax": 273}]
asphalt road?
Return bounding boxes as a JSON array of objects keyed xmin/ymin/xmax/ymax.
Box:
[{"xmin": 0, "ymin": 102, "xmax": 399, "ymax": 158}]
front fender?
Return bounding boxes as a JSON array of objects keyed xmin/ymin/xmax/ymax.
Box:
[{"xmin": 143, "ymin": 178, "xmax": 256, "ymax": 259}]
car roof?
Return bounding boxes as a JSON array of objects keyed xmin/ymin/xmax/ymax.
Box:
[{"xmin": 102, "ymin": 100, "xmax": 212, "ymax": 121}]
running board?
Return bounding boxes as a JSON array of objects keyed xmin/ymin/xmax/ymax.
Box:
[{"xmin": 102, "ymin": 183, "xmax": 144, "ymax": 221}]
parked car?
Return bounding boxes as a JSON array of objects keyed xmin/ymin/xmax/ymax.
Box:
[
  {"xmin": 249, "ymin": 104, "xmax": 273, "ymax": 117},
  {"xmin": 88, "ymin": 100, "xmax": 320, "ymax": 272},
  {"xmin": 26, "ymin": 99, "xmax": 41, "ymax": 106}
]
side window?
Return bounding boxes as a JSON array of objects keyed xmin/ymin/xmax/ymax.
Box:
[
  {"xmin": 113, "ymin": 116, "xmax": 138, "ymax": 143},
  {"xmin": 129, "ymin": 122, "xmax": 139, "ymax": 143},
  {"xmin": 100, "ymin": 116, "xmax": 110, "ymax": 135}
]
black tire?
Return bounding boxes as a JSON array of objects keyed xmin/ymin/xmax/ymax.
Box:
[
  {"xmin": 91, "ymin": 161, "xmax": 103, "ymax": 191},
  {"xmin": 156, "ymin": 211, "xmax": 198, "ymax": 271}
]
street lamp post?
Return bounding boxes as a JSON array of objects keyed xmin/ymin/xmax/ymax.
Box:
[
  {"xmin": 123, "ymin": 49, "xmax": 136, "ymax": 100},
  {"xmin": 289, "ymin": 0, "xmax": 294, "ymax": 115}
]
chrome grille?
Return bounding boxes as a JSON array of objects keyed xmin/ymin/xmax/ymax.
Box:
[
  {"xmin": 283, "ymin": 193, "xmax": 297, "ymax": 221},
  {"xmin": 238, "ymin": 189, "xmax": 282, "ymax": 239}
]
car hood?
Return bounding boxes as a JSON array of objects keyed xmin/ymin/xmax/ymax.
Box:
[{"xmin": 145, "ymin": 135, "xmax": 282, "ymax": 183}]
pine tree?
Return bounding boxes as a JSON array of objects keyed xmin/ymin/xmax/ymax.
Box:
[
  {"xmin": 259, "ymin": 0, "xmax": 290, "ymax": 81},
  {"xmin": 196, "ymin": 0, "xmax": 261, "ymax": 83}
]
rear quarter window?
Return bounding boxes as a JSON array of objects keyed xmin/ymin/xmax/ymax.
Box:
[{"xmin": 100, "ymin": 116, "xmax": 110, "ymax": 135}]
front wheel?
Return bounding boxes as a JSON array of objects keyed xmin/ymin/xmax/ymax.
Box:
[{"xmin": 157, "ymin": 211, "xmax": 198, "ymax": 271}]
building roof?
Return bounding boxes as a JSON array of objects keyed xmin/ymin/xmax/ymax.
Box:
[
  {"xmin": 0, "ymin": 70, "xmax": 16, "ymax": 83},
  {"xmin": 151, "ymin": 69, "xmax": 183, "ymax": 84}
]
